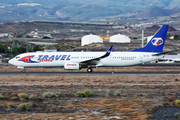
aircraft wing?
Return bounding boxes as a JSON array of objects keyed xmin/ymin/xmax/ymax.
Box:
[{"xmin": 79, "ymin": 45, "xmax": 113, "ymax": 66}]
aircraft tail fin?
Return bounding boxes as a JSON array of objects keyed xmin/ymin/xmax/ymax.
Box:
[{"xmin": 131, "ymin": 25, "xmax": 169, "ymax": 53}]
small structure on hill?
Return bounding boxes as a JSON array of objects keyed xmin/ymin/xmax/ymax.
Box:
[
  {"xmin": 81, "ymin": 34, "xmax": 103, "ymax": 46},
  {"xmin": 109, "ymin": 34, "xmax": 130, "ymax": 43}
]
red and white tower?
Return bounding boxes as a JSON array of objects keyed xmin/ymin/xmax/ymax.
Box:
[
  {"xmin": 107, "ymin": 28, "xmax": 109, "ymax": 36},
  {"xmin": 35, "ymin": 26, "xmax": 38, "ymax": 32}
]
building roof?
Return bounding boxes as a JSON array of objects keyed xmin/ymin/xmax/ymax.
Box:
[
  {"xmin": 28, "ymin": 41, "xmax": 58, "ymax": 45},
  {"xmin": 81, "ymin": 34, "xmax": 103, "ymax": 46},
  {"xmin": 109, "ymin": 34, "xmax": 130, "ymax": 43}
]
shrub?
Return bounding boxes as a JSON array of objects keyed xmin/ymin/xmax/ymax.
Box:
[
  {"xmin": 3, "ymin": 96, "xmax": 9, "ymax": 100},
  {"xmin": 20, "ymin": 98, "xmax": 26, "ymax": 102},
  {"xmin": 10, "ymin": 97, "xmax": 18, "ymax": 101},
  {"xmin": 54, "ymin": 92, "xmax": 61, "ymax": 97},
  {"xmin": 18, "ymin": 93, "xmax": 28, "ymax": 98},
  {"xmin": 174, "ymin": 112, "xmax": 180, "ymax": 118},
  {"xmin": 29, "ymin": 94, "xmax": 37, "ymax": 101},
  {"xmin": 113, "ymin": 91, "xmax": 121, "ymax": 96},
  {"xmin": 42, "ymin": 92, "xmax": 52, "ymax": 98},
  {"xmin": 175, "ymin": 100, "xmax": 180, "ymax": 107},
  {"xmin": 106, "ymin": 91, "xmax": 111, "ymax": 95},
  {"xmin": 75, "ymin": 90, "xmax": 94, "ymax": 97},
  {"xmin": 99, "ymin": 90, "xmax": 102, "ymax": 93},
  {"xmin": 160, "ymin": 90, "xmax": 164, "ymax": 94},
  {"xmin": 17, "ymin": 103, "xmax": 31, "ymax": 111},
  {"xmin": 84, "ymin": 90, "xmax": 94, "ymax": 97},
  {"xmin": 75, "ymin": 92, "xmax": 85, "ymax": 97},
  {"xmin": 0, "ymin": 95, "xmax": 8, "ymax": 100},
  {"xmin": 7, "ymin": 103, "xmax": 12, "ymax": 111}
]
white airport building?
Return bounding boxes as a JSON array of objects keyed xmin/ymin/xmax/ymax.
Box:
[
  {"xmin": 81, "ymin": 34, "xmax": 103, "ymax": 46},
  {"xmin": 109, "ymin": 34, "xmax": 130, "ymax": 43}
]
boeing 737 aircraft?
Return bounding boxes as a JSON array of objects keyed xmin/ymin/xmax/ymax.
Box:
[{"xmin": 9, "ymin": 25, "xmax": 169, "ymax": 72}]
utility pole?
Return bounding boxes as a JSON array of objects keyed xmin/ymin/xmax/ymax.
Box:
[
  {"xmin": 1, "ymin": 54, "xmax": 3, "ymax": 63},
  {"xmin": 142, "ymin": 27, "xmax": 144, "ymax": 47},
  {"xmin": 26, "ymin": 44, "xmax": 28, "ymax": 53}
]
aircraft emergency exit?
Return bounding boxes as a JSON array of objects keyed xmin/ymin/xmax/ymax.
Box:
[{"xmin": 9, "ymin": 25, "xmax": 169, "ymax": 72}]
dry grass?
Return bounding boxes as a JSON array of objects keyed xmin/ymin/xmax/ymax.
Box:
[{"xmin": 0, "ymin": 65, "xmax": 180, "ymax": 119}]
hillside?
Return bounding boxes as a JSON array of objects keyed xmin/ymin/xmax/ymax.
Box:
[
  {"xmin": 136, "ymin": 6, "xmax": 180, "ymax": 18},
  {"xmin": 0, "ymin": 0, "xmax": 180, "ymax": 23}
]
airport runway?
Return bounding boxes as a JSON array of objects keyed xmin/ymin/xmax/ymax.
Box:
[{"xmin": 0, "ymin": 71, "xmax": 179, "ymax": 75}]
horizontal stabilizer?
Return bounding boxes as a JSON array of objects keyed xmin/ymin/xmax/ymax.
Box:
[{"xmin": 152, "ymin": 51, "xmax": 170, "ymax": 56}]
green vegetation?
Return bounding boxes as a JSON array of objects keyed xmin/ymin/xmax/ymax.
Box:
[
  {"xmin": 12, "ymin": 47, "xmax": 26, "ymax": 55},
  {"xmin": 7, "ymin": 103, "xmax": 13, "ymax": 111},
  {"xmin": 160, "ymin": 90, "xmax": 164, "ymax": 95},
  {"xmin": 174, "ymin": 35, "xmax": 180, "ymax": 40},
  {"xmin": 84, "ymin": 90, "xmax": 94, "ymax": 97},
  {"xmin": 20, "ymin": 98, "xmax": 26, "ymax": 102},
  {"xmin": 42, "ymin": 92, "xmax": 53, "ymax": 98},
  {"xmin": 99, "ymin": 89, "xmax": 102, "ymax": 93},
  {"xmin": 175, "ymin": 100, "xmax": 180, "ymax": 107},
  {"xmin": 174, "ymin": 112, "xmax": 180, "ymax": 118},
  {"xmin": 18, "ymin": 93, "xmax": 28, "ymax": 98},
  {"xmin": 29, "ymin": 94, "xmax": 37, "ymax": 101},
  {"xmin": 75, "ymin": 92, "xmax": 85, "ymax": 97},
  {"xmin": 113, "ymin": 91, "xmax": 121, "ymax": 96},
  {"xmin": 10, "ymin": 97, "xmax": 18, "ymax": 101},
  {"xmin": 106, "ymin": 91, "xmax": 111, "ymax": 95},
  {"xmin": 0, "ymin": 94, "xmax": 8, "ymax": 100},
  {"xmin": 75, "ymin": 90, "xmax": 94, "ymax": 97},
  {"xmin": 54, "ymin": 92, "xmax": 61, "ymax": 97},
  {"xmin": 17, "ymin": 103, "xmax": 31, "ymax": 111},
  {"xmin": 0, "ymin": 95, "xmax": 4, "ymax": 100}
]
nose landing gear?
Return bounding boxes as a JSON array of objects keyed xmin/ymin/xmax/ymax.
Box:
[{"xmin": 22, "ymin": 69, "xmax": 26, "ymax": 73}]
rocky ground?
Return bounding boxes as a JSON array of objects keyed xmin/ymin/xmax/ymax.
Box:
[{"xmin": 0, "ymin": 65, "xmax": 180, "ymax": 120}]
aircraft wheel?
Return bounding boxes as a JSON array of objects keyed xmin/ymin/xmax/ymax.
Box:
[
  {"xmin": 22, "ymin": 69, "xmax": 26, "ymax": 73},
  {"xmin": 87, "ymin": 68, "xmax": 93, "ymax": 73}
]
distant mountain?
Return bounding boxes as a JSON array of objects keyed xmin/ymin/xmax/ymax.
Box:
[
  {"xmin": 1, "ymin": 0, "xmax": 180, "ymax": 23},
  {"xmin": 146, "ymin": 25, "xmax": 177, "ymax": 31},
  {"xmin": 136, "ymin": 6, "xmax": 180, "ymax": 18},
  {"xmin": 0, "ymin": 0, "xmax": 63, "ymax": 7}
]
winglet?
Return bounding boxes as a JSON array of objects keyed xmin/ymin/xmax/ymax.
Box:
[{"xmin": 105, "ymin": 45, "xmax": 113, "ymax": 56}]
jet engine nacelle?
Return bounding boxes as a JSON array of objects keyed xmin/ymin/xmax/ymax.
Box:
[{"xmin": 64, "ymin": 62, "xmax": 79, "ymax": 70}]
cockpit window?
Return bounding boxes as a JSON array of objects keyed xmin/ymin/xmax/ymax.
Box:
[{"xmin": 15, "ymin": 56, "xmax": 20, "ymax": 59}]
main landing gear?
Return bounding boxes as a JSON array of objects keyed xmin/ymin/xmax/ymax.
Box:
[{"xmin": 87, "ymin": 67, "xmax": 93, "ymax": 73}]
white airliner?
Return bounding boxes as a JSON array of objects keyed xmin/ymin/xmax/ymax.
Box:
[
  {"xmin": 155, "ymin": 55, "xmax": 180, "ymax": 63},
  {"xmin": 9, "ymin": 25, "xmax": 169, "ymax": 72}
]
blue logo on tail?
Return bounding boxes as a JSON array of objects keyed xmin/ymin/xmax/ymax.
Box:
[{"xmin": 151, "ymin": 38, "xmax": 163, "ymax": 46}]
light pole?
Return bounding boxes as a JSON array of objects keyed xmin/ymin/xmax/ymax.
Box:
[
  {"xmin": 142, "ymin": 27, "xmax": 144, "ymax": 47},
  {"xmin": 1, "ymin": 54, "xmax": 2, "ymax": 63}
]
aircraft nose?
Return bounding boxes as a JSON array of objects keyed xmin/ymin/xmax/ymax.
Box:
[{"xmin": 8, "ymin": 58, "xmax": 14, "ymax": 65}]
